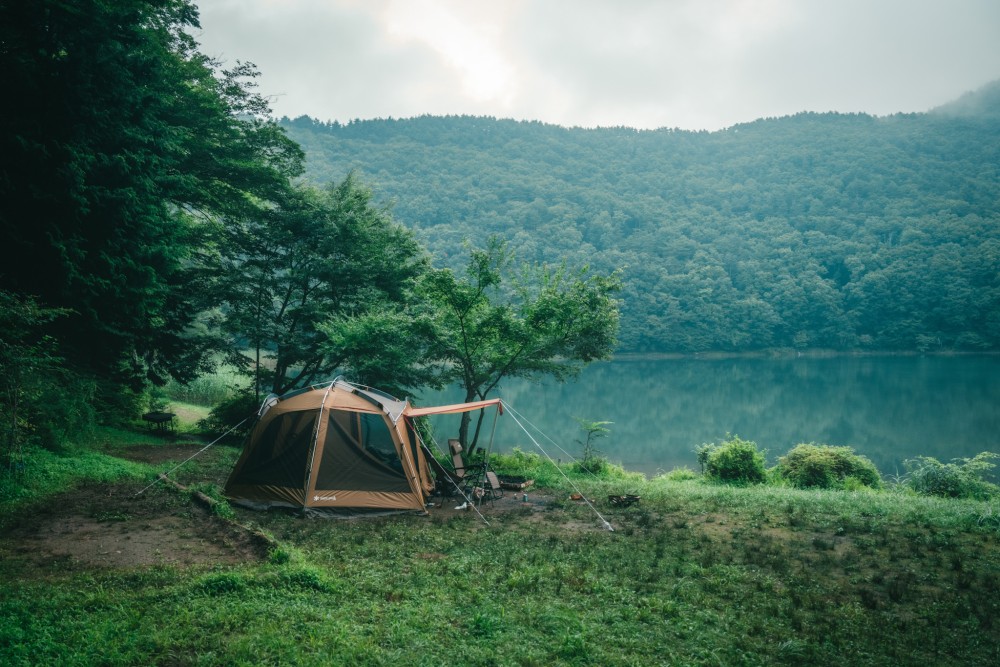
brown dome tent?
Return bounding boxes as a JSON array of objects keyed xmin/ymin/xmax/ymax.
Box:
[{"xmin": 224, "ymin": 379, "xmax": 501, "ymax": 513}]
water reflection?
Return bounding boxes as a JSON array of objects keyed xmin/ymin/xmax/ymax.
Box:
[{"xmin": 417, "ymin": 356, "xmax": 1000, "ymax": 478}]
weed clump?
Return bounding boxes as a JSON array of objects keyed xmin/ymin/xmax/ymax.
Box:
[
  {"xmin": 198, "ymin": 571, "xmax": 249, "ymax": 595},
  {"xmin": 697, "ymin": 435, "xmax": 766, "ymax": 485},
  {"xmin": 657, "ymin": 467, "xmax": 699, "ymax": 482},
  {"xmin": 904, "ymin": 452, "xmax": 999, "ymax": 500},
  {"xmin": 775, "ymin": 444, "xmax": 882, "ymax": 490}
]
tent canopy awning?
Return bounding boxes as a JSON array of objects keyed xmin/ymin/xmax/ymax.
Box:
[{"xmin": 405, "ymin": 398, "xmax": 503, "ymax": 418}]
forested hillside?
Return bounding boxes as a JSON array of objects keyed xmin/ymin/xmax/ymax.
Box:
[{"xmin": 282, "ymin": 86, "xmax": 1000, "ymax": 354}]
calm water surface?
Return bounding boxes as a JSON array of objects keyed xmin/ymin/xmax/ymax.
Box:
[{"xmin": 419, "ymin": 355, "xmax": 1000, "ymax": 478}]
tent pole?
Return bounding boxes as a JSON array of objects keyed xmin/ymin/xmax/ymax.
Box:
[{"xmin": 303, "ymin": 380, "xmax": 335, "ymax": 508}]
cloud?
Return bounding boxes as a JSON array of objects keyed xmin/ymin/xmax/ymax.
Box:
[
  {"xmin": 743, "ymin": 0, "xmax": 1000, "ymax": 118},
  {"xmin": 502, "ymin": 0, "xmax": 799, "ymax": 128},
  {"xmin": 193, "ymin": 0, "xmax": 1000, "ymax": 130},
  {"xmin": 196, "ymin": 0, "xmax": 445, "ymax": 121},
  {"xmin": 381, "ymin": 0, "xmax": 517, "ymax": 104}
]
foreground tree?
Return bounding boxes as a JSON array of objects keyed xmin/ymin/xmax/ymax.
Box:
[
  {"xmin": 319, "ymin": 304, "xmax": 446, "ymax": 399},
  {"xmin": 420, "ymin": 238, "xmax": 621, "ymax": 452},
  {"xmin": 0, "ymin": 293, "xmax": 71, "ymax": 467},
  {"xmin": 216, "ymin": 175, "xmax": 430, "ymax": 397},
  {"xmin": 0, "ymin": 0, "xmax": 302, "ymax": 391}
]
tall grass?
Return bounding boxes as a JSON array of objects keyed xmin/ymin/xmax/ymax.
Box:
[
  {"xmin": 160, "ymin": 363, "xmax": 247, "ymax": 407},
  {"xmin": 0, "ymin": 443, "xmax": 151, "ymax": 512}
]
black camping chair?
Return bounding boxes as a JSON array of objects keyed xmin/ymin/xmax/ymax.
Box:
[
  {"xmin": 425, "ymin": 439, "xmax": 483, "ymax": 497},
  {"xmin": 454, "ymin": 443, "xmax": 492, "ymax": 497},
  {"xmin": 461, "ymin": 453, "xmax": 506, "ymax": 508}
]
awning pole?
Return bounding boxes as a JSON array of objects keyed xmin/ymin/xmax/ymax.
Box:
[{"xmin": 484, "ymin": 402, "xmax": 501, "ymax": 469}]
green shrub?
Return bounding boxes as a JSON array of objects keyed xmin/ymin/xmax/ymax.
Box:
[
  {"xmin": 198, "ymin": 571, "xmax": 249, "ymax": 595},
  {"xmin": 574, "ymin": 418, "xmax": 611, "ymax": 476},
  {"xmin": 904, "ymin": 452, "xmax": 999, "ymax": 500},
  {"xmin": 92, "ymin": 377, "xmax": 147, "ymax": 428},
  {"xmin": 492, "ymin": 448, "xmax": 559, "ymax": 486},
  {"xmin": 701, "ymin": 436, "xmax": 766, "ymax": 485},
  {"xmin": 198, "ymin": 391, "xmax": 261, "ymax": 440},
  {"xmin": 269, "ymin": 546, "xmax": 293, "ymax": 565},
  {"xmin": 268, "ymin": 542, "xmax": 312, "ymax": 567},
  {"xmin": 695, "ymin": 443, "xmax": 713, "ymax": 474},
  {"xmin": 659, "ymin": 467, "xmax": 699, "ymax": 482},
  {"xmin": 0, "ymin": 292, "xmax": 100, "ymax": 457},
  {"xmin": 573, "ymin": 455, "xmax": 608, "ymax": 476},
  {"xmin": 776, "ymin": 444, "xmax": 882, "ymax": 490}
]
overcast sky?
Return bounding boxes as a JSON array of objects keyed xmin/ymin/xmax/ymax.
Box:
[{"xmin": 194, "ymin": 0, "xmax": 1000, "ymax": 131}]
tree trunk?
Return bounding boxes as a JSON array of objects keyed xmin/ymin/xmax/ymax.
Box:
[
  {"xmin": 470, "ymin": 408, "xmax": 487, "ymax": 454},
  {"xmin": 460, "ymin": 404, "xmax": 490, "ymax": 458},
  {"xmin": 458, "ymin": 387, "xmax": 476, "ymax": 452}
]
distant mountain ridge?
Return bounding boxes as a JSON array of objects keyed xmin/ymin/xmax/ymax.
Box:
[
  {"xmin": 930, "ymin": 79, "xmax": 1000, "ymax": 120},
  {"xmin": 281, "ymin": 83, "xmax": 1000, "ymax": 354}
]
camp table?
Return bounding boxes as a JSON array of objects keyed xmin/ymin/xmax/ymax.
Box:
[{"xmin": 142, "ymin": 411, "xmax": 176, "ymax": 432}]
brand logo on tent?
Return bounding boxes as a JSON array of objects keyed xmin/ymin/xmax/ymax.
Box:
[{"xmin": 313, "ymin": 495, "xmax": 337, "ymax": 502}]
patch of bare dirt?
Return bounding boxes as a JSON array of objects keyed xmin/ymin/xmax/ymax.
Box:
[
  {"xmin": 2, "ymin": 439, "xmax": 611, "ymax": 576},
  {"xmin": 0, "ymin": 480, "xmax": 269, "ymax": 574},
  {"xmin": 111, "ymin": 442, "xmax": 208, "ymax": 465},
  {"xmin": 421, "ymin": 487, "xmax": 623, "ymax": 534}
]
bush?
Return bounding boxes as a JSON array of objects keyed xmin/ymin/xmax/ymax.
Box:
[
  {"xmin": 904, "ymin": 452, "xmax": 999, "ymax": 500},
  {"xmin": 573, "ymin": 456, "xmax": 608, "ymax": 476},
  {"xmin": 574, "ymin": 418, "xmax": 611, "ymax": 476},
  {"xmin": 198, "ymin": 391, "xmax": 263, "ymax": 440},
  {"xmin": 0, "ymin": 292, "xmax": 96, "ymax": 459},
  {"xmin": 658, "ymin": 467, "xmax": 699, "ymax": 482},
  {"xmin": 776, "ymin": 444, "xmax": 882, "ymax": 490},
  {"xmin": 701, "ymin": 436, "xmax": 766, "ymax": 485}
]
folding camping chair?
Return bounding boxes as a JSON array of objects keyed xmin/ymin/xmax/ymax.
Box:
[
  {"xmin": 464, "ymin": 469, "xmax": 505, "ymax": 507},
  {"xmin": 482, "ymin": 470, "xmax": 504, "ymax": 503},
  {"xmin": 443, "ymin": 439, "xmax": 486, "ymax": 496}
]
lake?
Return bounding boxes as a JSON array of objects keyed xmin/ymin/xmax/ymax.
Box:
[{"xmin": 418, "ymin": 355, "xmax": 1000, "ymax": 478}]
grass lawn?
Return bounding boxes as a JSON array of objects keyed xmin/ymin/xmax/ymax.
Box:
[{"xmin": 1, "ymin": 429, "xmax": 998, "ymax": 666}]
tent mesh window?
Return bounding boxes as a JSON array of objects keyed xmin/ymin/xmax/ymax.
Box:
[
  {"xmin": 315, "ymin": 410, "xmax": 410, "ymax": 492},
  {"xmin": 358, "ymin": 412, "xmax": 401, "ymax": 470},
  {"xmin": 231, "ymin": 410, "xmax": 316, "ymax": 487}
]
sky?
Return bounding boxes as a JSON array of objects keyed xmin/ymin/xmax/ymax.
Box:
[{"xmin": 194, "ymin": 0, "xmax": 1000, "ymax": 131}]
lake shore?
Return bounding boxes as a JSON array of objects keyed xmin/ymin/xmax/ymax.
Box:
[{"xmin": 612, "ymin": 347, "xmax": 1000, "ymax": 361}]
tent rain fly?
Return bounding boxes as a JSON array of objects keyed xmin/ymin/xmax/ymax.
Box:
[{"xmin": 225, "ymin": 379, "xmax": 501, "ymax": 512}]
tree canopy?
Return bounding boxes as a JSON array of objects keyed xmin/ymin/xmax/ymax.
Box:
[
  {"xmin": 1, "ymin": 0, "xmax": 624, "ymax": 447},
  {"xmin": 0, "ymin": 0, "xmax": 303, "ymax": 387},
  {"xmin": 215, "ymin": 174, "xmax": 429, "ymax": 397},
  {"xmin": 420, "ymin": 238, "xmax": 620, "ymax": 450}
]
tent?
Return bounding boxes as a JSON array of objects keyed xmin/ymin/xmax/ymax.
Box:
[{"xmin": 224, "ymin": 379, "xmax": 501, "ymax": 513}]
